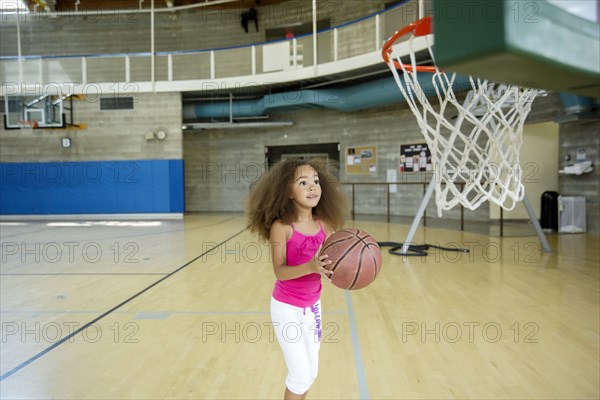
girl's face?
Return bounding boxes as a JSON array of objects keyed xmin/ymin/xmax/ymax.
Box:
[{"xmin": 289, "ymin": 165, "xmax": 321, "ymax": 209}]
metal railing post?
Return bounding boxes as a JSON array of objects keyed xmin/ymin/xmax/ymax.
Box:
[
  {"xmin": 351, "ymin": 183, "xmax": 355, "ymax": 220},
  {"xmin": 387, "ymin": 183, "xmax": 390, "ymax": 223}
]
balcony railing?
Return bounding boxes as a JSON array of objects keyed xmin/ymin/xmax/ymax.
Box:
[{"xmin": 0, "ymin": 0, "xmax": 424, "ymax": 93}]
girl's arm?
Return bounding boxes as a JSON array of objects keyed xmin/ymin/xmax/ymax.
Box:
[{"xmin": 270, "ymin": 220, "xmax": 332, "ymax": 281}]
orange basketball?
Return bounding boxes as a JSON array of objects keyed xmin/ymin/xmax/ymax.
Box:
[{"xmin": 319, "ymin": 228, "xmax": 382, "ymax": 290}]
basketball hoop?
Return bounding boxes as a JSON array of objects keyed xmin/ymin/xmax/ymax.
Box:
[
  {"xmin": 18, "ymin": 120, "xmax": 39, "ymax": 129},
  {"xmin": 382, "ymin": 16, "xmax": 544, "ymax": 216}
]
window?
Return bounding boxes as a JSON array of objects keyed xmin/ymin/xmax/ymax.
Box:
[
  {"xmin": 0, "ymin": 0, "xmax": 29, "ymax": 13},
  {"xmin": 100, "ymin": 97, "xmax": 134, "ymax": 111}
]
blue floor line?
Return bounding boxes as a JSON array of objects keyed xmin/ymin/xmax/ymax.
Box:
[{"xmin": 345, "ymin": 291, "xmax": 370, "ymax": 400}]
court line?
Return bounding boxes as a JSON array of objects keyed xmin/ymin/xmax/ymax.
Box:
[
  {"xmin": 0, "ymin": 273, "xmax": 169, "ymax": 276},
  {"xmin": 0, "ymin": 309, "xmax": 347, "ymax": 315},
  {"xmin": 0, "ymin": 215, "xmax": 239, "ymax": 241},
  {"xmin": 345, "ymin": 291, "xmax": 370, "ymax": 400},
  {"xmin": 0, "ymin": 228, "xmax": 246, "ymax": 382}
]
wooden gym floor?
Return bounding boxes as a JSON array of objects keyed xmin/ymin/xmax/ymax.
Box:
[{"xmin": 0, "ymin": 214, "xmax": 598, "ymax": 399}]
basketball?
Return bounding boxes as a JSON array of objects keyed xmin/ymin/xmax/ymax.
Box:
[{"xmin": 319, "ymin": 228, "xmax": 382, "ymax": 290}]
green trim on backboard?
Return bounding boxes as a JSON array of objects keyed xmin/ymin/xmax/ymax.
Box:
[{"xmin": 433, "ymin": 0, "xmax": 600, "ymax": 97}]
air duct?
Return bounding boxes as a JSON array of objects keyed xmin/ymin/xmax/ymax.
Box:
[
  {"xmin": 183, "ymin": 74, "xmax": 474, "ymax": 121},
  {"xmin": 559, "ymin": 93, "xmax": 595, "ymax": 114},
  {"xmin": 556, "ymin": 93, "xmax": 600, "ymax": 123}
]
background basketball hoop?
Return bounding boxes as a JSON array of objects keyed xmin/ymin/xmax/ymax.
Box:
[{"xmin": 18, "ymin": 120, "xmax": 39, "ymax": 129}]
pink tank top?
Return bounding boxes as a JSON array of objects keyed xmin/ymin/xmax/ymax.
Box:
[{"xmin": 272, "ymin": 220, "xmax": 325, "ymax": 307}]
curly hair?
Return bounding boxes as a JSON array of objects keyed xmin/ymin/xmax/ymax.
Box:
[{"xmin": 246, "ymin": 158, "xmax": 349, "ymax": 240}]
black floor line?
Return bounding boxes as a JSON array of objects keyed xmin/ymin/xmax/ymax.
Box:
[{"xmin": 0, "ymin": 228, "xmax": 247, "ymax": 382}]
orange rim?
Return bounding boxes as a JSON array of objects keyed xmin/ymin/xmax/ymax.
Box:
[{"xmin": 382, "ymin": 16, "xmax": 437, "ymax": 73}]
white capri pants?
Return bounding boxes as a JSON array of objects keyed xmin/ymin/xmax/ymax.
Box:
[{"xmin": 270, "ymin": 297, "xmax": 322, "ymax": 395}]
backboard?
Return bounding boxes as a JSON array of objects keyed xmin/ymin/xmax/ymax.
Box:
[{"xmin": 432, "ymin": 0, "xmax": 600, "ymax": 98}]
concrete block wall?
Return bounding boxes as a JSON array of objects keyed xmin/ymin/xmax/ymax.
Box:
[
  {"xmin": 0, "ymin": 92, "xmax": 182, "ymax": 162},
  {"xmin": 182, "ymin": 100, "xmax": 489, "ymax": 222},
  {"xmin": 558, "ymin": 121, "xmax": 599, "ymax": 234}
]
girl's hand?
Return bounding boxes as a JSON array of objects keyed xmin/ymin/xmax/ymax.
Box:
[{"xmin": 313, "ymin": 246, "xmax": 333, "ymax": 282}]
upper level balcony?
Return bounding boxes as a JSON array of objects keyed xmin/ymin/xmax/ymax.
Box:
[{"xmin": 0, "ymin": 1, "xmax": 430, "ymax": 97}]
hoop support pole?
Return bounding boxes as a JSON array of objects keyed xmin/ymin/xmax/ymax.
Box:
[
  {"xmin": 522, "ymin": 192, "xmax": 552, "ymax": 253},
  {"xmin": 401, "ymin": 177, "xmax": 436, "ymax": 254},
  {"xmin": 401, "ymin": 178, "xmax": 552, "ymax": 254}
]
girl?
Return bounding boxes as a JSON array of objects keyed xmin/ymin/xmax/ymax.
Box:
[{"xmin": 247, "ymin": 158, "xmax": 348, "ymax": 399}]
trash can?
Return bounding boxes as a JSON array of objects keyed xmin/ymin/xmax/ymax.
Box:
[
  {"xmin": 540, "ymin": 191, "xmax": 559, "ymax": 231},
  {"xmin": 559, "ymin": 196, "xmax": 586, "ymax": 233}
]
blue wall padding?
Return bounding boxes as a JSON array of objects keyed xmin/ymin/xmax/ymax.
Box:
[
  {"xmin": 168, "ymin": 159, "xmax": 185, "ymax": 213},
  {"xmin": 0, "ymin": 159, "xmax": 184, "ymax": 214}
]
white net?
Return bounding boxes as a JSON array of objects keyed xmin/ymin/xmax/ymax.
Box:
[{"xmin": 384, "ymin": 19, "xmax": 544, "ymax": 216}]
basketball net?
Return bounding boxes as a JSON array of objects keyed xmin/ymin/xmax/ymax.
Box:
[{"xmin": 383, "ymin": 17, "xmax": 544, "ymax": 216}]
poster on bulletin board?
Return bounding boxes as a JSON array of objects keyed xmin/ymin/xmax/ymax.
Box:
[
  {"xmin": 345, "ymin": 145, "xmax": 377, "ymax": 175},
  {"xmin": 399, "ymin": 143, "xmax": 432, "ymax": 172}
]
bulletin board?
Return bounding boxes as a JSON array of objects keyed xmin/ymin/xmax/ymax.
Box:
[
  {"xmin": 345, "ymin": 145, "xmax": 377, "ymax": 175},
  {"xmin": 399, "ymin": 143, "xmax": 433, "ymax": 172}
]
